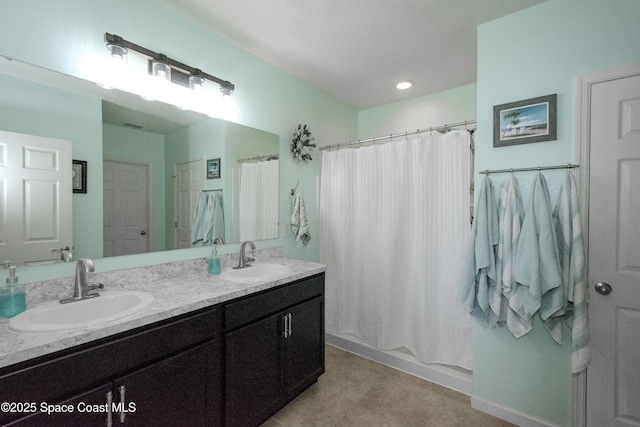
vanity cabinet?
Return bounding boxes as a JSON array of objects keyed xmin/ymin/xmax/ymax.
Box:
[
  {"xmin": 0, "ymin": 270, "xmax": 325, "ymax": 427},
  {"xmin": 223, "ymin": 273, "xmax": 325, "ymax": 427},
  {"xmin": 0, "ymin": 306, "xmax": 223, "ymax": 426}
]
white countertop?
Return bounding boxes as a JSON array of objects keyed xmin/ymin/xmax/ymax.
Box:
[{"xmin": 0, "ymin": 257, "xmax": 325, "ymax": 369}]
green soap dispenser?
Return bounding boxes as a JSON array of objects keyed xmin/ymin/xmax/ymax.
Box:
[
  {"xmin": 0, "ymin": 266, "xmax": 26, "ymax": 318},
  {"xmin": 208, "ymin": 244, "xmax": 221, "ymax": 275}
]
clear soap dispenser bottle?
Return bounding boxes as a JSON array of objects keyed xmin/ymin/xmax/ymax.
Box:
[
  {"xmin": 0, "ymin": 266, "xmax": 26, "ymax": 318},
  {"xmin": 208, "ymin": 244, "xmax": 221, "ymax": 275}
]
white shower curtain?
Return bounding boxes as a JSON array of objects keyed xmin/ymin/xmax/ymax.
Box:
[
  {"xmin": 319, "ymin": 130, "xmax": 473, "ymax": 369},
  {"xmin": 238, "ymin": 159, "xmax": 279, "ymax": 241}
]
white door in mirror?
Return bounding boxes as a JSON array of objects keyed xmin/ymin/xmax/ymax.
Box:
[{"xmin": 0, "ymin": 130, "xmax": 72, "ymax": 264}]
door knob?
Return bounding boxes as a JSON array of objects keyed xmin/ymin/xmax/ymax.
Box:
[
  {"xmin": 594, "ymin": 282, "xmax": 612, "ymax": 295},
  {"xmin": 140, "ymin": 231, "xmax": 146, "ymax": 236}
]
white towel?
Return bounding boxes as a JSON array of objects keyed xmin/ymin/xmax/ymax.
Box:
[
  {"xmin": 552, "ymin": 171, "xmax": 589, "ymax": 372},
  {"xmin": 191, "ymin": 193, "xmax": 208, "ymax": 245},
  {"xmin": 204, "ymin": 191, "xmax": 225, "ymax": 245},
  {"xmin": 192, "ymin": 192, "xmax": 225, "ymax": 246},
  {"xmin": 495, "ymin": 174, "xmax": 531, "ymax": 337},
  {"xmin": 514, "ymin": 174, "xmax": 563, "ymax": 321},
  {"xmin": 460, "ymin": 176, "xmax": 499, "ymax": 325},
  {"xmin": 290, "ymin": 193, "xmax": 311, "ymax": 245}
]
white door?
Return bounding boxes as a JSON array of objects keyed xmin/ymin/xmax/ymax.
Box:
[
  {"xmin": 587, "ymin": 72, "xmax": 640, "ymax": 426},
  {"xmin": 103, "ymin": 160, "xmax": 149, "ymax": 257},
  {"xmin": 174, "ymin": 159, "xmax": 205, "ymax": 249},
  {"xmin": 0, "ymin": 130, "xmax": 72, "ymax": 264}
]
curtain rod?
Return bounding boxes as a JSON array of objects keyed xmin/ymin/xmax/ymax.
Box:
[
  {"xmin": 202, "ymin": 189, "xmax": 223, "ymax": 192},
  {"xmin": 319, "ymin": 119, "xmax": 476, "ymax": 151},
  {"xmin": 479, "ymin": 163, "xmax": 579, "ymax": 175},
  {"xmin": 238, "ymin": 154, "xmax": 279, "ymax": 163}
]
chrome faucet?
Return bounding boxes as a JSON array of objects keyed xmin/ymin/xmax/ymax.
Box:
[
  {"xmin": 234, "ymin": 241, "xmax": 256, "ymax": 269},
  {"xmin": 60, "ymin": 258, "xmax": 103, "ymax": 304},
  {"xmin": 52, "ymin": 246, "xmax": 73, "ymax": 262}
]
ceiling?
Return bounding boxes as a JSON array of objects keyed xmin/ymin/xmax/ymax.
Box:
[{"xmin": 159, "ymin": 0, "xmax": 544, "ymax": 109}]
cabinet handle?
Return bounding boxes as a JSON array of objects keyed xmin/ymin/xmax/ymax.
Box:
[
  {"xmin": 106, "ymin": 391, "xmax": 113, "ymax": 427},
  {"xmin": 118, "ymin": 385, "xmax": 126, "ymax": 424},
  {"xmin": 288, "ymin": 313, "xmax": 292, "ymax": 337},
  {"xmin": 283, "ymin": 314, "xmax": 288, "ymax": 338},
  {"xmin": 283, "ymin": 313, "xmax": 293, "ymax": 338}
]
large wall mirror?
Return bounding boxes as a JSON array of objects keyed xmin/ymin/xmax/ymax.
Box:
[{"xmin": 0, "ymin": 56, "xmax": 279, "ymax": 265}]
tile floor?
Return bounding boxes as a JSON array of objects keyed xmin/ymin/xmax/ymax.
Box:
[{"xmin": 262, "ymin": 345, "xmax": 513, "ymax": 427}]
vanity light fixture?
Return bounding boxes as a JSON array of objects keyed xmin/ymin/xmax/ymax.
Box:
[{"xmin": 104, "ymin": 33, "xmax": 235, "ymax": 95}]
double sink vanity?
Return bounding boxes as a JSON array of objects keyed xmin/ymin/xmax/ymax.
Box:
[{"xmin": 0, "ymin": 248, "xmax": 326, "ymax": 426}]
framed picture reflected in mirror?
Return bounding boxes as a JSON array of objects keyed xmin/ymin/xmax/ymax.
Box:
[{"xmin": 72, "ymin": 160, "xmax": 87, "ymax": 193}]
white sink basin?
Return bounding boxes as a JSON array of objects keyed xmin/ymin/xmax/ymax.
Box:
[
  {"xmin": 220, "ymin": 263, "xmax": 291, "ymax": 283},
  {"xmin": 8, "ymin": 291, "xmax": 154, "ymax": 334}
]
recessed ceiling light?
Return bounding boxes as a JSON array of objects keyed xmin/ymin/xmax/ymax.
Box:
[{"xmin": 396, "ymin": 81, "xmax": 413, "ymax": 90}]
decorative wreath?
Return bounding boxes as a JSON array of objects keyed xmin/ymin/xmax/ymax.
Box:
[{"xmin": 290, "ymin": 124, "xmax": 316, "ymax": 162}]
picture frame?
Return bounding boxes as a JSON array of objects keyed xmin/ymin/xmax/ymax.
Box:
[
  {"xmin": 72, "ymin": 160, "xmax": 87, "ymax": 193},
  {"xmin": 207, "ymin": 158, "xmax": 221, "ymax": 179},
  {"xmin": 493, "ymin": 94, "xmax": 557, "ymax": 147}
]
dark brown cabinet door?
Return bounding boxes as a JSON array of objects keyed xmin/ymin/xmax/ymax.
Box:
[
  {"xmin": 113, "ymin": 342, "xmax": 216, "ymax": 427},
  {"xmin": 284, "ymin": 296, "xmax": 324, "ymax": 396},
  {"xmin": 224, "ymin": 293, "xmax": 324, "ymax": 427},
  {"xmin": 225, "ymin": 313, "xmax": 282, "ymax": 427},
  {"xmin": 8, "ymin": 384, "xmax": 113, "ymax": 427}
]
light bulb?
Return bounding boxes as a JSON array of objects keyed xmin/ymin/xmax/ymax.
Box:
[
  {"xmin": 189, "ymin": 70, "xmax": 205, "ymax": 91},
  {"xmin": 396, "ymin": 81, "xmax": 413, "ymax": 90},
  {"xmin": 152, "ymin": 54, "xmax": 171, "ymax": 82}
]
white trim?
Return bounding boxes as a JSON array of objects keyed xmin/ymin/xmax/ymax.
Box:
[
  {"xmin": 325, "ymin": 332, "xmax": 472, "ymax": 395},
  {"xmin": 471, "ymin": 396, "xmax": 563, "ymax": 427},
  {"xmin": 572, "ymin": 370, "xmax": 587, "ymax": 427},
  {"xmin": 574, "ymin": 62, "xmax": 640, "ymax": 427}
]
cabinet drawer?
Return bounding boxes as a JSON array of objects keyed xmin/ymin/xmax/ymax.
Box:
[
  {"xmin": 225, "ymin": 273, "xmax": 324, "ymax": 331},
  {"xmin": 0, "ymin": 305, "xmax": 221, "ymax": 425}
]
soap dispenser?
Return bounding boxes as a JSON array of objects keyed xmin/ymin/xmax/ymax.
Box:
[
  {"xmin": 0, "ymin": 266, "xmax": 26, "ymax": 318},
  {"xmin": 208, "ymin": 244, "xmax": 221, "ymax": 275}
]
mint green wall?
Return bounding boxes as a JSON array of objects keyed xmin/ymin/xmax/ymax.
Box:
[
  {"xmin": 475, "ymin": 0, "xmax": 640, "ymax": 425},
  {"xmin": 357, "ymin": 83, "xmax": 477, "ymax": 138},
  {"xmin": 103, "ymin": 123, "xmax": 167, "ymax": 253},
  {"xmin": 0, "ymin": 0, "xmax": 357, "ymax": 284},
  {"xmin": 164, "ymin": 119, "xmax": 225, "ymax": 248},
  {"xmin": 0, "ymin": 73, "xmax": 103, "ymax": 260}
]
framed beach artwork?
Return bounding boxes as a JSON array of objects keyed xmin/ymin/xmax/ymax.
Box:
[
  {"xmin": 72, "ymin": 160, "xmax": 87, "ymax": 193},
  {"xmin": 493, "ymin": 94, "xmax": 557, "ymax": 147},
  {"xmin": 207, "ymin": 158, "xmax": 221, "ymax": 179}
]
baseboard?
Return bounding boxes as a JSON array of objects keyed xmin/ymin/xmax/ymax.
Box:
[
  {"xmin": 471, "ymin": 396, "xmax": 563, "ymax": 427},
  {"xmin": 324, "ymin": 332, "xmax": 473, "ymax": 395}
]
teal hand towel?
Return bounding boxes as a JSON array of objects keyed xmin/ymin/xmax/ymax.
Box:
[
  {"xmin": 514, "ymin": 174, "xmax": 563, "ymax": 320},
  {"xmin": 460, "ymin": 176, "xmax": 499, "ymax": 325},
  {"xmin": 552, "ymin": 171, "xmax": 589, "ymax": 372},
  {"xmin": 496, "ymin": 174, "xmax": 531, "ymax": 337}
]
